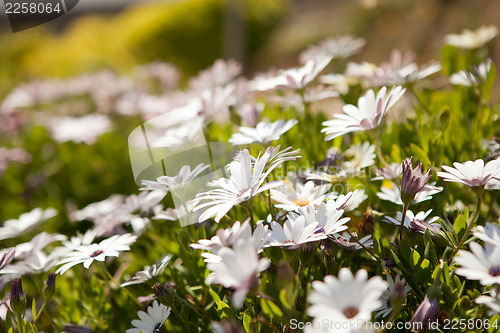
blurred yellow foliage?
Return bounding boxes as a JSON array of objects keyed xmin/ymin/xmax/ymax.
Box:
[{"xmin": 2, "ymin": 0, "xmax": 285, "ymax": 84}]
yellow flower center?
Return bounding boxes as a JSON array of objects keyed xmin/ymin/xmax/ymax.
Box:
[{"xmin": 294, "ymin": 198, "xmax": 309, "ymax": 207}]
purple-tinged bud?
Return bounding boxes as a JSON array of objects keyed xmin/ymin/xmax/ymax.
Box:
[
  {"xmin": 43, "ymin": 273, "xmax": 56, "ymax": 300},
  {"xmin": 277, "ymin": 260, "xmax": 294, "ymax": 284},
  {"xmin": 409, "ymin": 296, "xmax": 439, "ymax": 331},
  {"xmin": 10, "ymin": 278, "xmax": 25, "ymax": 316},
  {"xmin": 62, "ymin": 324, "xmax": 94, "ymax": 333},
  {"xmin": 211, "ymin": 319, "xmax": 245, "ymax": 333},
  {"xmin": 400, "ymin": 157, "xmax": 431, "ymax": 206},
  {"xmin": 381, "ymin": 257, "xmax": 396, "ymax": 271},
  {"xmin": 390, "ymin": 281, "xmax": 407, "ymax": 315},
  {"xmin": 153, "ymin": 282, "xmax": 176, "ymax": 307}
]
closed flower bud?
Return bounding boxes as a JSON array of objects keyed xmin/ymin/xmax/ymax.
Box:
[
  {"xmin": 409, "ymin": 296, "xmax": 439, "ymax": 331},
  {"xmin": 400, "ymin": 157, "xmax": 431, "ymax": 206},
  {"xmin": 277, "ymin": 260, "xmax": 294, "ymax": 284},
  {"xmin": 43, "ymin": 273, "xmax": 56, "ymax": 300},
  {"xmin": 10, "ymin": 278, "xmax": 25, "ymax": 316},
  {"xmin": 390, "ymin": 281, "xmax": 407, "ymax": 315},
  {"xmin": 153, "ymin": 282, "xmax": 176, "ymax": 307},
  {"xmin": 381, "ymin": 257, "xmax": 396, "ymax": 271}
]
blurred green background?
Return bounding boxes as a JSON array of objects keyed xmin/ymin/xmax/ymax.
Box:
[{"xmin": 0, "ymin": 0, "xmax": 499, "ymax": 98}]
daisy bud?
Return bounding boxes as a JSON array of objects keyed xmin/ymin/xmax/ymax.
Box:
[
  {"xmin": 211, "ymin": 319, "xmax": 245, "ymax": 333},
  {"xmin": 10, "ymin": 278, "xmax": 25, "ymax": 317},
  {"xmin": 62, "ymin": 324, "xmax": 94, "ymax": 333},
  {"xmin": 381, "ymin": 257, "xmax": 396, "ymax": 271},
  {"xmin": 277, "ymin": 260, "xmax": 294, "ymax": 284},
  {"xmin": 390, "ymin": 280, "xmax": 407, "ymax": 316},
  {"xmin": 409, "ymin": 296, "xmax": 439, "ymax": 331},
  {"xmin": 400, "ymin": 157, "xmax": 431, "ymax": 206},
  {"xmin": 43, "ymin": 273, "xmax": 57, "ymax": 301},
  {"xmin": 153, "ymin": 282, "xmax": 176, "ymax": 307}
]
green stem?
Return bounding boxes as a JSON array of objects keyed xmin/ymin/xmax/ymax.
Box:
[
  {"xmin": 267, "ymin": 190, "xmax": 276, "ymax": 221},
  {"xmin": 369, "ymin": 129, "xmax": 387, "ymax": 166},
  {"xmin": 33, "ymin": 301, "xmax": 47, "ymax": 324},
  {"xmin": 345, "ymin": 229, "xmax": 379, "ymax": 260},
  {"xmin": 399, "ymin": 203, "xmax": 409, "ymax": 243},
  {"xmin": 96, "ymin": 262, "xmax": 142, "ymax": 307},
  {"xmin": 17, "ymin": 314, "xmax": 24, "ymax": 333},
  {"xmin": 253, "ymin": 295, "xmax": 260, "ymax": 332},
  {"xmin": 448, "ymin": 191, "xmax": 483, "ymax": 265}
]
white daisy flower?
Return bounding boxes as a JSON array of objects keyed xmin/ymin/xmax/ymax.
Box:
[
  {"xmin": 266, "ymin": 216, "xmax": 324, "ymax": 248},
  {"xmin": 319, "ymin": 73, "xmax": 358, "ymax": 95},
  {"xmin": 56, "ymin": 234, "xmax": 137, "ymax": 275},
  {"xmin": 193, "ymin": 146, "xmax": 300, "ymax": 222},
  {"xmin": 345, "ymin": 61, "xmax": 378, "ymax": 79},
  {"xmin": 476, "ymin": 294, "xmax": 500, "ymax": 315},
  {"xmin": 383, "ymin": 209, "xmax": 440, "ymax": 234},
  {"xmin": 450, "ymin": 59, "xmax": 492, "ymax": 86},
  {"xmin": 121, "ymin": 255, "xmax": 173, "ymax": 287},
  {"xmin": 332, "ymin": 232, "xmax": 373, "ymax": 251},
  {"xmin": 271, "ymin": 180, "xmax": 331, "ymax": 212},
  {"xmin": 0, "ymin": 208, "xmax": 57, "ymax": 240},
  {"xmin": 377, "ymin": 181, "xmax": 442, "ymax": 206},
  {"xmin": 291, "ymin": 202, "xmax": 350, "ymax": 237},
  {"xmin": 474, "ymin": 222, "xmax": 500, "ymax": 246},
  {"xmin": 326, "ymin": 189, "xmax": 367, "ymax": 212},
  {"xmin": 437, "ymin": 158, "xmax": 500, "ymax": 189},
  {"xmin": 70, "ymin": 194, "xmax": 125, "ymax": 223},
  {"xmin": 191, "ymin": 219, "xmax": 271, "ymax": 254},
  {"xmin": 307, "ymin": 268, "xmax": 388, "ymax": 333},
  {"xmin": 370, "ymin": 50, "xmax": 441, "ymax": 86},
  {"xmin": 376, "ymin": 274, "xmax": 411, "ymax": 318},
  {"xmin": 445, "ymin": 25, "xmax": 498, "ymax": 49},
  {"xmin": 300, "ymin": 36, "xmax": 366, "ymax": 63},
  {"xmin": 47, "ymin": 114, "xmax": 112, "ymax": 145},
  {"xmin": 455, "ymin": 241, "xmax": 500, "ymax": 285},
  {"xmin": 321, "ymin": 86, "xmax": 406, "ymax": 141},
  {"xmin": 342, "ymin": 142, "xmax": 376, "ymax": 172},
  {"xmin": 189, "ymin": 59, "xmax": 242, "ymax": 91},
  {"xmin": 250, "ymin": 55, "xmax": 332, "ymax": 91},
  {"xmin": 228, "ymin": 119, "xmax": 298, "ymax": 146},
  {"xmin": 0, "ymin": 250, "xmax": 15, "ymax": 271},
  {"xmin": 140, "ymin": 163, "xmax": 210, "ymax": 194},
  {"xmin": 271, "ymin": 85, "xmax": 339, "ymax": 111},
  {"xmin": 12, "ymin": 232, "xmax": 66, "ymax": 259},
  {"xmin": 372, "ymin": 163, "xmax": 402, "ymax": 181},
  {"xmin": 126, "ymin": 300, "xmax": 171, "ymax": 333},
  {"xmin": 0, "ymin": 250, "xmax": 61, "ymax": 277},
  {"xmin": 205, "ymin": 238, "xmax": 270, "ymax": 309}
]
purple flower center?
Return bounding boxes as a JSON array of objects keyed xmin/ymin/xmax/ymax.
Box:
[
  {"xmin": 489, "ymin": 266, "xmax": 500, "ymax": 276},
  {"xmin": 343, "ymin": 306, "xmax": 359, "ymax": 319},
  {"xmin": 236, "ymin": 187, "xmax": 249, "ymax": 198},
  {"xmin": 314, "ymin": 227, "xmax": 325, "ymax": 234},
  {"xmin": 90, "ymin": 249, "xmax": 104, "ymax": 258},
  {"xmin": 153, "ymin": 323, "xmax": 162, "ymax": 332}
]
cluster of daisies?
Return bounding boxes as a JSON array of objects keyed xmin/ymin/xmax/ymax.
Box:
[{"xmin": 0, "ymin": 23, "xmax": 499, "ymax": 332}]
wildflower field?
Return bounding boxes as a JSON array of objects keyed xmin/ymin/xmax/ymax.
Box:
[{"xmin": 1, "ymin": 5, "xmax": 500, "ymax": 332}]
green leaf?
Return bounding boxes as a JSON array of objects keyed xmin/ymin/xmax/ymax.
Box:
[
  {"xmin": 410, "ymin": 143, "xmax": 431, "ymax": 167},
  {"xmin": 391, "ymin": 144, "xmax": 402, "ymax": 163},
  {"xmin": 454, "ymin": 214, "xmax": 467, "ymax": 239},
  {"xmin": 411, "ymin": 249, "xmax": 422, "ymax": 269},
  {"xmin": 32, "ymin": 298, "xmax": 37, "ymax": 323},
  {"xmin": 209, "ymin": 289, "xmax": 233, "ymax": 320},
  {"xmin": 399, "ymin": 239, "xmax": 412, "ymax": 264},
  {"xmin": 279, "ymin": 289, "xmax": 291, "ymax": 310},
  {"xmin": 419, "ymin": 259, "xmax": 432, "ymax": 283},
  {"xmin": 243, "ymin": 313, "xmax": 252, "ymax": 333},
  {"xmin": 260, "ymin": 298, "xmax": 282, "ymax": 320}
]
